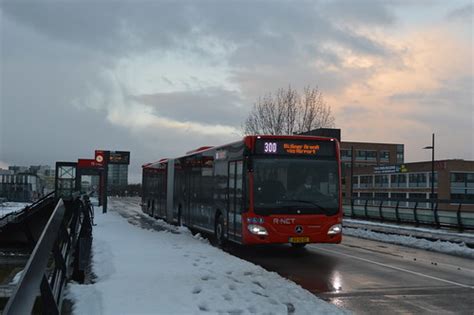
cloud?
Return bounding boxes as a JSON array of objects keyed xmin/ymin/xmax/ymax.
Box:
[
  {"xmin": 328, "ymin": 27, "xmax": 473, "ymax": 160},
  {"xmin": 1, "ymin": 0, "xmax": 472, "ymax": 183},
  {"xmin": 446, "ymin": 3, "xmax": 473, "ymax": 22},
  {"xmin": 131, "ymin": 88, "xmax": 247, "ymax": 126}
]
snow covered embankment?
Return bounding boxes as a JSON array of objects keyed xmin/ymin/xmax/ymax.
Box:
[
  {"xmin": 0, "ymin": 202, "xmax": 30, "ymax": 218},
  {"xmin": 67, "ymin": 201, "xmax": 345, "ymax": 315},
  {"xmin": 344, "ymin": 227, "xmax": 474, "ymax": 259}
]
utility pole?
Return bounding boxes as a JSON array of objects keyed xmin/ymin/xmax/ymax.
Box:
[{"xmin": 423, "ymin": 133, "xmax": 435, "ymax": 210}]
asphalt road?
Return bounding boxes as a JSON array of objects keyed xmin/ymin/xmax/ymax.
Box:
[{"xmin": 226, "ymin": 236, "xmax": 474, "ymax": 314}]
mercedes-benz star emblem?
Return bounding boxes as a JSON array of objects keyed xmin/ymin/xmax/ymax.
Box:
[{"xmin": 295, "ymin": 225, "xmax": 303, "ymax": 234}]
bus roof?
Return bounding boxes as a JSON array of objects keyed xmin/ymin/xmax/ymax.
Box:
[{"xmin": 143, "ymin": 135, "xmax": 338, "ymax": 164}]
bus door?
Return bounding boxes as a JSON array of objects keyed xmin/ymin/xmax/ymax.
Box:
[{"xmin": 228, "ymin": 160, "xmax": 243, "ymax": 241}]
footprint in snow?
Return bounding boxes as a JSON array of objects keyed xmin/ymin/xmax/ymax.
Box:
[
  {"xmin": 228, "ymin": 309, "xmax": 244, "ymax": 315},
  {"xmin": 198, "ymin": 302, "xmax": 209, "ymax": 312},
  {"xmin": 251, "ymin": 290, "xmax": 268, "ymax": 298},
  {"xmin": 222, "ymin": 293, "xmax": 232, "ymax": 301},
  {"xmin": 252, "ymin": 281, "xmax": 265, "ymax": 289},
  {"xmin": 244, "ymin": 271, "xmax": 253, "ymax": 276},
  {"xmin": 192, "ymin": 286, "xmax": 202, "ymax": 294},
  {"xmin": 201, "ymin": 275, "xmax": 215, "ymax": 281},
  {"xmin": 228, "ymin": 284, "xmax": 236, "ymax": 291},
  {"xmin": 285, "ymin": 303, "xmax": 296, "ymax": 314}
]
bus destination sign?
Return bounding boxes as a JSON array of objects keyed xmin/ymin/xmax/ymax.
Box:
[{"xmin": 256, "ymin": 139, "xmax": 335, "ymax": 157}]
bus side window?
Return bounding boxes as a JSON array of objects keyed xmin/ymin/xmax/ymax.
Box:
[{"xmin": 236, "ymin": 161, "xmax": 243, "ymax": 213}]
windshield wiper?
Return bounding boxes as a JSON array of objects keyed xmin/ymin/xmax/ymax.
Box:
[{"xmin": 277, "ymin": 199, "xmax": 329, "ymax": 212}]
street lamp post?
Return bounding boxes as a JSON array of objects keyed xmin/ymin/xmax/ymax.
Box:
[{"xmin": 423, "ymin": 133, "xmax": 435, "ymax": 210}]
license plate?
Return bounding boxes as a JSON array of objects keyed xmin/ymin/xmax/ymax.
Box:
[{"xmin": 289, "ymin": 237, "xmax": 309, "ymax": 243}]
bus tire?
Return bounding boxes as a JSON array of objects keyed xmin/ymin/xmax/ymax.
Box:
[{"xmin": 215, "ymin": 214, "xmax": 226, "ymax": 247}]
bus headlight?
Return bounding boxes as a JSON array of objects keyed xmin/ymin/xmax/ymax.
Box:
[
  {"xmin": 248, "ymin": 224, "xmax": 268, "ymax": 236},
  {"xmin": 328, "ymin": 224, "xmax": 342, "ymax": 235}
]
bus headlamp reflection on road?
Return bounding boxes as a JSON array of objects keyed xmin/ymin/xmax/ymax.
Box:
[
  {"xmin": 248, "ymin": 224, "xmax": 268, "ymax": 235},
  {"xmin": 327, "ymin": 224, "xmax": 342, "ymax": 235}
]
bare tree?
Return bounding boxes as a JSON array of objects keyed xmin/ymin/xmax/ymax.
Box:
[{"xmin": 243, "ymin": 85, "xmax": 335, "ymax": 135}]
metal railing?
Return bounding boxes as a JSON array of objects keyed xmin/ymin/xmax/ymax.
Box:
[
  {"xmin": 3, "ymin": 194, "xmax": 93, "ymax": 315},
  {"xmin": 344, "ymin": 197, "xmax": 474, "ymax": 231}
]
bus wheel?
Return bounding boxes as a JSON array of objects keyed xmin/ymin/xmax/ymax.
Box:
[
  {"xmin": 215, "ymin": 214, "xmax": 226, "ymax": 247},
  {"xmin": 291, "ymin": 243, "xmax": 306, "ymax": 249}
]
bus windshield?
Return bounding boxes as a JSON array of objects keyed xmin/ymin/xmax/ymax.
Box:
[{"xmin": 253, "ymin": 158, "xmax": 339, "ymax": 215}]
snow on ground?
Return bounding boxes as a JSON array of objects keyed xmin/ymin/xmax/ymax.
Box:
[
  {"xmin": 343, "ymin": 218, "xmax": 474, "ymax": 238},
  {"xmin": 0, "ymin": 202, "xmax": 30, "ymax": 218},
  {"xmin": 66, "ymin": 199, "xmax": 345, "ymax": 315},
  {"xmin": 344, "ymin": 227, "xmax": 474, "ymax": 259},
  {"xmin": 10, "ymin": 270, "xmax": 24, "ymax": 285}
]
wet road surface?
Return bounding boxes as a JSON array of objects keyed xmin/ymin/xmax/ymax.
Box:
[{"xmin": 226, "ymin": 237, "xmax": 474, "ymax": 314}]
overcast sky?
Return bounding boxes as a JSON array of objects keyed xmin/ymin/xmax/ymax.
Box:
[{"xmin": 1, "ymin": 0, "xmax": 472, "ymax": 183}]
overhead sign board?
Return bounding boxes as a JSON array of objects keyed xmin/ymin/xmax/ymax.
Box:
[
  {"xmin": 374, "ymin": 165, "xmax": 408, "ymax": 174},
  {"xmin": 95, "ymin": 150, "xmax": 106, "ymax": 165},
  {"xmin": 94, "ymin": 150, "xmax": 130, "ymax": 165},
  {"xmin": 109, "ymin": 151, "xmax": 130, "ymax": 164},
  {"xmin": 77, "ymin": 159, "xmax": 104, "ymax": 169}
]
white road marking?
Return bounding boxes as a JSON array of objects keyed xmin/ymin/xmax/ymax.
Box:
[{"xmin": 313, "ymin": 246, "xmax": 474, "ymax": 289}]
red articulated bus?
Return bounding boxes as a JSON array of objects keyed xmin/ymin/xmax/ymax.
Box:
[{"xmin": 142, "ymin": 135, "xmax": 342, "ymax": 247}]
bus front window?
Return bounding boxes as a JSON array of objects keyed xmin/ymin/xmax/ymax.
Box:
[{"xmin": 253, "ymin": 158, "xmax": 339, "ymax": 215}]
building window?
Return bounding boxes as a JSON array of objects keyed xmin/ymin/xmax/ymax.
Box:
[
  {"xmin": 341, "ymin": 149, "xmax": 352, "ymax": 161},
  {"xmin": 428, "ymin": 172, "xmax": 438, "ymax": 188},
  {"xmin": 390, "ymin": 192, "xmax": 407, "ymax": 207},
  {"xmin": 409, "ymin": 173, "xmax": 427, "ymax": 188},
  {"xmin": 356, "ymin": 150, "xmax": 378, "ymax": 161},
  {"xmin": 396, "ymin": 145, "xmax": 404, "ymax": 164},
  {"xmin": 409, "ymin": 193, "xmax": 429, "ymax": 208},
  {"xmin": 360, "ymin": 192, "xmax": 373, "ymax": 198},
  {"xmin": 352, "ymin": 176, "xmax": 359, "ymax": 188},
  {"xmin": 380, "ymin": 151, "xmax": 390, "ymax": 162},
  {"xmin": 356, "ymin": 150, "xmax": 366, "ymax": 161},
  {"xmin": 360, "ymin": 175, "xmax": 373, "ymax": 188},
  {"xmin": 450, "ymin": 172, "xmax": 474, "ymax": 201},
  {"xmin": 374, "ymin": 175, "xmax": 389, "ymax": 188},
  {"xmin": 375, "ymin": 192, "xmax": 389, "ymax": 200},
  {"xmin": 366, "ymin": 151, "xmax": 377, "ymax": 161},
  {"xmin": 390, "ymin": 174, "xmax": 406, "ymax": 188}
]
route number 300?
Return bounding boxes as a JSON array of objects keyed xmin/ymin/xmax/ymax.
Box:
[{"xmin": 264, "ymin": 142, "xmax": 277, "ymax": 153}]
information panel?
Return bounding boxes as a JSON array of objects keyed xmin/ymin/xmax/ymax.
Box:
[
  {"xmin": 109, "ymin": 151, "xmax": 130, "ymax": 164},
  {"xmin": 255, "ymin": 139, "xmax": 335, "ymax": 157}
]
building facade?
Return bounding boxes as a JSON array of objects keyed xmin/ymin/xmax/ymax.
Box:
[
  {"xmin": 344, "ymin": 159, "xmax": 474, "ymax": 209},
  {"xmin": 107, "ymin": 164, "xmax": 129, "ymax": 194},
  {"xmin": 0, "ymin": 174, "xmax": 42, "ymax": 202}
]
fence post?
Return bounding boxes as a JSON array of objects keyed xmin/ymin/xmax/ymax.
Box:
[
  {"xmin": 395, "ymin": 200, "xmax": 400, "ymax": 223},
  {"xmin": 457, "ymin": 203, "xmax": 464, "ymax": 232},
  {"xmin": 350, "ymin": 198, "xmax": 354, "ymax": 218},
  {"xmin": 364, "ymin": 199, "xmax": 369, "ymax": 218},
  {"xmin": 433, "ymin": 201, "xmax": 440, "ymax": 229},
  {"xmin": 379, "ymin": 200, "xmax": 384, "ymax": 222},
  {"xmin": 413, "ymin": 201, "xmax": 419, "ymax": 227}
]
